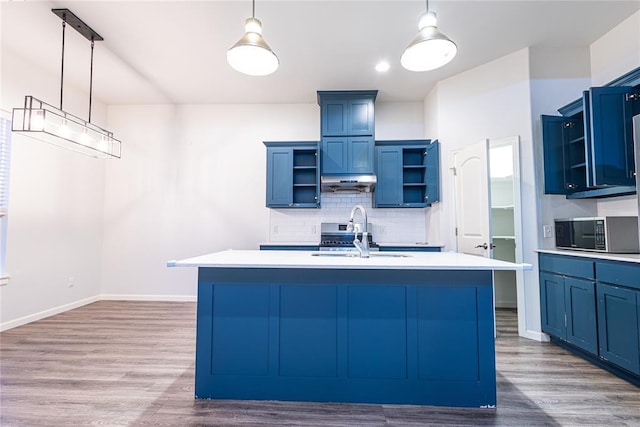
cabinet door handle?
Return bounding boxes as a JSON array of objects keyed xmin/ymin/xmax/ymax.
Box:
[{"xmin": 474, "ymin": 243, "xmax": 496, "ymax": 250}]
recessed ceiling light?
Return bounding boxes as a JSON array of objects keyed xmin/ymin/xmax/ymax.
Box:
[{"xmin": 375, "ymin": 61, "xmax": 390, "ymax": 73}]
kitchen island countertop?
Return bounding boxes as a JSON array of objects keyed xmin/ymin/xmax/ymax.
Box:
[
  {"xmin": 169, "ymin": 249, "xmax": 529, "ymax": 408},
  {"xmin": 169, "ymin": 249, "xmax": 530, "ymax": 271}
]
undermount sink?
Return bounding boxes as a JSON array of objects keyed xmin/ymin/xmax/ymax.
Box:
[
  {"xmin": 310, "ymin": 252, "xmax": 411, "ymax": 258},
  {"xmin": 311, "ymin": 252, "xmax": 358, "ymax": 257},
  {"xmin": 370, "ymin": 253, "xmax": 411, "ymax": 258}
]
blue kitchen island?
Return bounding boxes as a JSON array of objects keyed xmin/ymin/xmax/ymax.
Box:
[{"xmin": 170, "ymin": 250, "xmax": 529, "ymax": 408}]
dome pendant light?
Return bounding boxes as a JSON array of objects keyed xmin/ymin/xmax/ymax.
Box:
[
  {"xmin": 227, "ymin": 0, "xmax": 279, "ymax": 76},
  {"xmin": 401, "ymin": 0, "xmax": 457, "ymax": 72}
]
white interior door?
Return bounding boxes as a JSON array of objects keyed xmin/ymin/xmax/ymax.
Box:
[{"xmin": 452, "ymin": 139, "xmax": 492, "ymax": 257}]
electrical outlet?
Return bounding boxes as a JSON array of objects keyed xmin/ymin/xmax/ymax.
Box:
[
  {"xmin": 543, "ymin": 225, "xmax": 553, "ymax": 239},
  {"xmin": 68, "ymin": 276, "xmax": 75, "ymax": 287}
]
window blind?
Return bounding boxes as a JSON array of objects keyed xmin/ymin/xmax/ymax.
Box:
[{"xmin": 0, "ymin": 117, "xmax": 10, "ymax": 215}]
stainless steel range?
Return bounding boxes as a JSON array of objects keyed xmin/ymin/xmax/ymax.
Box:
[{"xmin": 319, "ymin": 222, "xmax": 379, "ymax": 252}]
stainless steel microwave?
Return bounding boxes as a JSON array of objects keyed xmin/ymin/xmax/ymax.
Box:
[{"xmin": 554, "ymin": 217, "xmax": 640, "ymax": 253}]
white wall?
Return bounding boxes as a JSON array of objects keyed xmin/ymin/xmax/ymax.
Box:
[
  {"xmin": 590, "ymin": 10, "xmax": 640, "ymax": 86},
  {"xmin": 434, "ymin": 49, "xmax": 534, "ymax": 250},
  {"xmin": 423, "ymin": 85, "xmax": 441, "ymax": 244},
  {"xmin": 101, "ymin": 101, "xmax": 431, "ymax": 299},
  {"xmin": 529, "ymin": 47, "xmax": 598, "ymax": 249},
  {"xmin": 0, "ymin": 47, "xmax": 108, "ymax": 329},
  {"xmin": 429, "ymin": 48, "xmax": 545, "ymax": 339},
  {"xmin": 102, "ymin": 103, "xmax": 316, "ymax": 298},
  {"xmin": 592, "ymin": 10, "xmax": 640, "ymax": 217}
]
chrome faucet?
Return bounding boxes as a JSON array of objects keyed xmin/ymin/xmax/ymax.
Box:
[{"xmin": 347, "ymin": 204, "xmax": 370, "ymax": 258}]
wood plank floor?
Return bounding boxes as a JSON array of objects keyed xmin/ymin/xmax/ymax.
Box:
[{"xmin": 1, "ymin": 302, "xmax": 638, "ymax": 426}]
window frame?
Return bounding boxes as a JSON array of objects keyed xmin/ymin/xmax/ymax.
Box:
[{"xmin": 0, "ymin": 114, "xmax": 12, "ymax": 284}]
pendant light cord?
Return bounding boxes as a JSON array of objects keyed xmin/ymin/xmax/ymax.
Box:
[
  {"xmin": 59, "ymin": 19, "xmax": 66, "ymax": 111},
  {"xmin": 88, "ymin": 40, "xmax": 94, "ymax": 123},
  {"xmin": 252, "ymin": 0, "xmax": 255, "ymax": 18}
]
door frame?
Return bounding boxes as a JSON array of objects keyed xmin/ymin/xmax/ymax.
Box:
[{"xmin": 451, "ymin": 136, "xmax": 527, "ymax": 338}]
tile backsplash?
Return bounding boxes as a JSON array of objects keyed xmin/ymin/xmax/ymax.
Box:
[{"xmin": 268, "ymin": 193, "xmax": 428, "ymax": 244}]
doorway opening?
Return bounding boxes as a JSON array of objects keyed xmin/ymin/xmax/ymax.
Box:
[{"xmin": 452, "ymin": 136, "xmax": 525, "ymax": 337}]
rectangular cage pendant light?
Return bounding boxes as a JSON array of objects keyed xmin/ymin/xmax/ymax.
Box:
[
  {"xmin": 11, "ymin": 9, "xmax": 121, "ymax": 159},
  {"xmin": 12, "ymin": 96, "xmax": 121, "ymax": 159}
]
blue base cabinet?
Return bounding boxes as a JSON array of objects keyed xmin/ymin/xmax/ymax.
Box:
[
  {"xmin": 374, "ymin": 140, "xmax": 440, "ymax": 208},
  {"xmin": 539, "ymin": 271, "xmax": 567, "ymax": 338},
  {"xmin": 264, "ymin": 141, "xmax": 319, "ymax": 208},
  {"xmin": 539, "ymin": 254, "xmax": 598, "ymax": 355},
  {"xmin": 539, "ymin": 253, "xmax": 640, "ymax": 384},
  {"xmin": 594, "ymin": 260, "xmax": 640, "ymax": 375},
  {"xmin": 195, "ymin": 267, "xmax": 497, "ymax": 407}
]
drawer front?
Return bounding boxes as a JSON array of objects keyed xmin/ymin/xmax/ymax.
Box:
[
  {"xmin": 539, "ymin": 254, "xmax": 595, "ymax": 279},
  {"xmin": 596, "ymin": 261, "xmax": 640, "ymax": 291}
]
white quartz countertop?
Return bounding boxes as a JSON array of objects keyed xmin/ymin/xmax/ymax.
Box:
[
  {"xmin": 169, "ymin": 250, "xmax": 531, "ymax": 271},
  {"xmin": 536, "ymin": 248, "xmax": 640, "ymax": 264},
  {"xmin": 258, "ymin": 242, "xmax": 445, "ymax": 247}
]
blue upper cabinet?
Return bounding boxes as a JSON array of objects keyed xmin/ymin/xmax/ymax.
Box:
[
  {"xmin": 266, "ymin": 146, "xmax": 293, "ymax": 206},
  {"xmin": 348, "ymin": 136, "xmax": 375, "ymax": 173},
  {"xmin": 541, "ymin": 111, "xmax": 587, "ymax": 194},
  {"xmin": 319, "ymin": 91, "xmax": 376, "ymax": 137},
  {"xmin": 540, "ymin": 66, "xmax": 640, "ymax": 199},
  {"xmin": 588, "ymin": 86, "xmax": 639, "ymax": 187},
  {"xmin": 321, "ymin": 136, "xmax": 375, "ymax": 175},
  {"xmin": 375, "ymin": 145, "xmax": 403, "ymax": 206},
  {"xmin": 264, "ymin": 141, "xmax": 320, "ymax": 208},
  {"xmin": 321, "ymin": 136, "xmax": 348, "ymax": 174},
  {"xmin": 425, "ymin": 141, "xmax": 440, "ymax": 205},
  {"xmin": 318, "ymin": 91, "xmax": 377, "ymax": 175},
  {"xmin": 374, "ymin": 140, "xmax": 440, "ymax": 208}
]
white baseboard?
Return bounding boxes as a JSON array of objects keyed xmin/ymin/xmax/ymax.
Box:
[
  {"xmin": 519, "ymin": 329, "xmax": 550, "ymax": 342},
  {"xmin": 100, "ymin": 294, "xmax": 197, "ymax": 302},
  {"xmin": 0, "ymin": 295, "xmax": 100, "ymax": 332},
  {"xmin": 1, "ymin": 294, "xmax": 197, "ymax": 332}
]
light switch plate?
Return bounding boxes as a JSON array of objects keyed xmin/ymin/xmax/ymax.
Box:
[{"xmin": 543, "ymin": 225, "xmax": 553, "ymax": 238}]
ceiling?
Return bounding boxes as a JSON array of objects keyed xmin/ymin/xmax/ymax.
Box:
[{"xmin": 2, "ymin": 1, "xmax": 639, "ymax": 105}]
